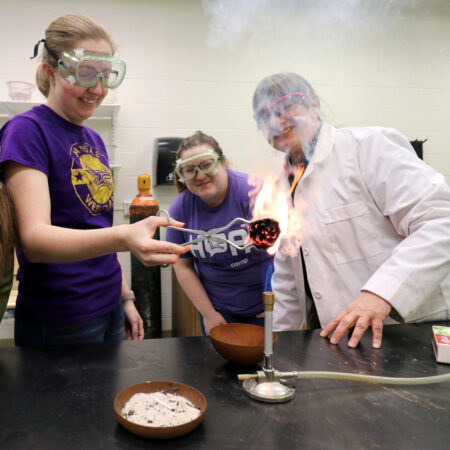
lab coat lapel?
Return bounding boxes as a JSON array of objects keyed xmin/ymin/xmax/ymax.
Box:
[{"xmin": 303, "ymin": 122, "xmax": 335, "ymax": 179}]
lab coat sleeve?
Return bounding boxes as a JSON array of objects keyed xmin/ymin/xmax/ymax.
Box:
[
  {"xmin": 358, "ymin": 128, "xmax": 450, "ymax": 320},
  {"xmin": 272, "ymin": 250, "xmax": 306, "ymax": 331}
]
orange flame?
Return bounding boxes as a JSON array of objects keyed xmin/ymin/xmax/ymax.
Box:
[
  {"xmin": 250, "ymin": 173, "xmax": 304, "ymax": 256},
  {"xmin": 251, "ymin": 175, "xmax": 288, "ymax": 254},
  {"xmin": 288, "ymin": 165, "xmax": 305, "ymax": 197}
]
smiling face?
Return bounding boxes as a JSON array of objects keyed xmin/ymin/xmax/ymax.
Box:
[
  {"xmin": 179, "ymin": 144, "xmax": 228, "ymax": 207},
  {"xmin": 256, "ymin": 96, "xmax": 321, "ymax": 164},
  {"xmin": 45, "ymin": 39, "xmax": 111, "ymax": 125}
]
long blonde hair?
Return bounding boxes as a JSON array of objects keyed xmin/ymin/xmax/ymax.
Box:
[
  {"xmin": 36, "ymin": 14, "xmax": 116, "ymax": 98},
  {"xmin": 0, "ymin": 185, "xmax": 16, "ymax": 271}
]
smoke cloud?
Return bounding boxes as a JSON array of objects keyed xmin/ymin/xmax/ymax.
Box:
[{"xmin": 202, "ymin": 0, "xmax": 426, "ymax": 49}]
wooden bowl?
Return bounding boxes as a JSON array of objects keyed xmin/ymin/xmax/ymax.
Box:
[
  {"xmin": 209, "ymin": 323, "xmax": 278, "ymax": 365},
  {"xmin": 114, "ymin": 381, "xmax": 206, "ymax": 439}
]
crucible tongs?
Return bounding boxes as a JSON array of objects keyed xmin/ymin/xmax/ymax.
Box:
[{"xmin": 158, "ymin": 209, "xmax": 254, "ymax": 251}]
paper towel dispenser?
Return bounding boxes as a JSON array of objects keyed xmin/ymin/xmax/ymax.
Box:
[{"xmin": 153, "ymin": 137, "xmax": 184, "ymax": 186}]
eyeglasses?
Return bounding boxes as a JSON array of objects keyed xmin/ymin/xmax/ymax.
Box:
[
  {"xmin": 175, "ymin": 151, "xmax": 221, "ymax": 182},
  {"xmin": 254, "ymin": 92, "xmax": 306, "ymax": 128},
  {"xmin": 57, "ymin": 49, "xmax": 126, "ymax": 89}
]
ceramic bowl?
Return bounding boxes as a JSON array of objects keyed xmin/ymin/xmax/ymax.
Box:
[
  {"xmin": 209, "ymin": 323, "xmax": 278, "ymax": 365},
  {"xmin": 114, "ymin": 381, "xmax": 207, "ymax": 439}
]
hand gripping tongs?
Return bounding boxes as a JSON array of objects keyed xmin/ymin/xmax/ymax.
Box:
[
  {"xmin": 158, "ymin": 209, "xmax": 254, "ymax": 251},
  {"xmin": 158, "ymin": 209, "xmax": 281, "ymax": 251}
]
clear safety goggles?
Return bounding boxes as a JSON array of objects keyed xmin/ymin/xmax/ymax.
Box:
[
  {"xmin": 254, "ymin": 92, "xmax": 307, "ymax": 128},
  {"xmin": 57, "ymin": 48, "xmax": 126, "ymax": 89},
  {"xmin": 175, "ymin": 151, "xmax": 221, "ymax": 182}
]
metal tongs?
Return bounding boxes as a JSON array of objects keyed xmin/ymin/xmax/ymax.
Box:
[{"xmin": 158, "ymin": 209, "xmax": 254, "ymax": 251}]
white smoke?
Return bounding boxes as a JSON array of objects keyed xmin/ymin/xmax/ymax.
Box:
[{"xmin": 202, "ymin": 0, "xmax": 425, "ymax": 49}]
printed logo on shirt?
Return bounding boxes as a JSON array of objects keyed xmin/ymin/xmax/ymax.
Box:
[
  {"xmin": 70, "ymin": 142, "xmax": 113, "ymax": 215},
  {"xmin": 231, "ymin": 258, "xmax": 249, "ymax": 268},
  {"xmin": 190, "ymin": 228, "xmax": 252, "ymax": 266}
]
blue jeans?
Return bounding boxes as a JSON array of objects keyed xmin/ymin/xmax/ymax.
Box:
[
  {"xmin": 200, "ymin": 310, "xmax": 265, "ymax": 336},
  {"xmin": 14, "ymin": 303, "xmax": 125, "ymax": 347}
]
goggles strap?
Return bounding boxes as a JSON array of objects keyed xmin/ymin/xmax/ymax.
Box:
[
  {"xmin": 30, "ymin": 39, "xmax": 60, "ymax": 63},
  {"xmin": 30, "ymin": 39, "xmax": 45, "ymax": 59}
]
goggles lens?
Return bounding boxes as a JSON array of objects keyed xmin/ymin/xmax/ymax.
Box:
[
  {"xmin": 175, "ymin": 151, "xmax": 220, "ymax": 182},
  {"xmin": 254, "ymin": 92, "xmax": 306, "ymax": 128},
  {"xmin": 58, "ymin": 49, "xmax": 126, "ymax": 89}
]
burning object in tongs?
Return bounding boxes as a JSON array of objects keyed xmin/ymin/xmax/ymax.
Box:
[
  {"xmin": 248, "ymin": 218, "xmax": 280, "ymax": 250},
  {"xmin": 158, "ymin": 209, "xmax": 280, "ymax": 251}
]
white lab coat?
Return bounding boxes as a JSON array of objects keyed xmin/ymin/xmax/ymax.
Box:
[{"xmin": 272, "ymin": 123, "xmax": 450, "ymax": 331}]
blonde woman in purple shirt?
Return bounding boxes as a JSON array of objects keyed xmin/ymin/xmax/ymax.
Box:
[{"xmin": 0, "ymin": 14, "xmax": 188, "ymax": 346}]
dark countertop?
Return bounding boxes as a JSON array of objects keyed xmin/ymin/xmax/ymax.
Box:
[{"xmin": 0, "ymin": 322, "xmax": 449, "ymax": 450}]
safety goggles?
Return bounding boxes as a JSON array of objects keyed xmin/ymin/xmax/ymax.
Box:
[
  {"xmin": 175, "ymin": 151, "xmax": 221, "ymax": 182},
  {"xmin": 30, "ymin": 40, "xmax": 126, "ymax": 89},
  {"xmin": 254, "ymin": 92, "xmax": 306, "ymax": 128},
  {"xmin": 57, "ymin": 48, "xmax": 126, "ymax": 89}
]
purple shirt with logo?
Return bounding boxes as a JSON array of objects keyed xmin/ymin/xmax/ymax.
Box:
[
  {"xmin": 0, "ymin": 105, "xmax": 121, "ymax": 323},
  {"xmin": 166, "ymin": 169, "xmax": 273, "ymax": 316}
]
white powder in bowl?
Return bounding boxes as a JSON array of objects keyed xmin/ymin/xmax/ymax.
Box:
[{"xmin": 121, "ymin": 391, "xmax": 202, "ymax": 427}]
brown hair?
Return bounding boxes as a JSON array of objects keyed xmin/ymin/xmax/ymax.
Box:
[
  {"xmin": 173, "ymin": 131, "xmax": 227, "ymax": 193},
  {"xmin": 0, "ymin": 185, "xmax": 16, "ymax": 271},
  {"xmin": 36, "ymin": 14, "xmax": 116, "ymax": 97}
]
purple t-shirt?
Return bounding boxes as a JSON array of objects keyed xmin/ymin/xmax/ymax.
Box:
[
  {"xmin": 0, "ymin": 105, "xmax": 121, "ymax": 323},
  {"xmin": 166, "ymin": 169, "xmax": 273, "ymax": 316}
]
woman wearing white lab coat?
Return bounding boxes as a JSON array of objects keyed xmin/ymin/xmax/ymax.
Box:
[{"xmin": 252, "ymin": 72, "xmax": 450, "ymax": 348}]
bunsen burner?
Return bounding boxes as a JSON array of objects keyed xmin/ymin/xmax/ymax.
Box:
[{"xmin": 130, "ymin": 174, "xmax": 161, "ymax": 338}]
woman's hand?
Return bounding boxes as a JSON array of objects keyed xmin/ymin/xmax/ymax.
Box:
[
  {"xmin": 320, "ymin": 291, "xmax": 392, "ymax": 348},
  {"xmin": 123, "ymin": 300, "xmax": 144, "ymax": 340},
  {"xmin": 124, "ymin": 216, "xmax": 191, "ymax": 266},
  {"xmin": 203, "ymin": 310, "xmax": 227, "ymax": 336}
]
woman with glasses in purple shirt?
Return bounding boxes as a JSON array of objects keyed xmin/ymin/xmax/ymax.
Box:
[{"xmin": 166, "ymin": 131, "xmax": 274, "ymax": 336}]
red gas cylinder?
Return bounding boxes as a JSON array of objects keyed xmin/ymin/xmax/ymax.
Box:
[{"xmin": 130, "ymin": 173, "xmax": 161, "ymax": 338}]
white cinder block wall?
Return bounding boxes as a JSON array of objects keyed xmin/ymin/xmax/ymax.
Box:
[{"xmin": 1, "ymin": 0, "xmax": 449, "ymax": 333}]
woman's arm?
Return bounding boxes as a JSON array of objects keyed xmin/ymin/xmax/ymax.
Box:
[
  {"xmin": 5, "ymin": 163, "xmax": 189, "ymax": 265},
  {"xmin": 119, "ymin": 258, "xmax": 144, "ymax": 340},
  {"xmin": 173, "ymin": 257, "xmax": 226, "ymax": 335}
]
